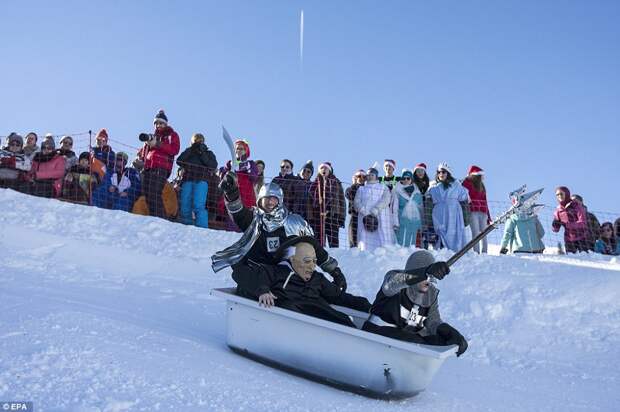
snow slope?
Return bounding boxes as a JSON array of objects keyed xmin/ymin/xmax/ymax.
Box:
[{"xmin": 1, "ymin": 189, "xmax": 619, "ymax": 412}]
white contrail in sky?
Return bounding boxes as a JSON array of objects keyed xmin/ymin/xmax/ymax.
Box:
[{"xmin": 300, "ymin": 10, "xmax": 304, "ymax": 69}]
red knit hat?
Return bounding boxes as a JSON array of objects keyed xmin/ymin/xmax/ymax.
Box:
[
  {"xmin": 414, "ymin": 163, "xmax": 427, "ymax": 172},
  {"xmin": 468, "ymin": 165, "xmax": 484, "ymax": 176},
  {"xmin": 234, "ymin": 139, "xmax": 250, "ymax": 159},
  {"xmin": 96, "ymin": 128, "xmax": 109, "ymax": 141}
]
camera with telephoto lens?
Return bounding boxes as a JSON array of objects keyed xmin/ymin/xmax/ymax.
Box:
[{"xmin": 138, "ymin": 133, "xmax": 156, "ymax": 143}]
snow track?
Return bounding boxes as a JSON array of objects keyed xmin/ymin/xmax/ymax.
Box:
[{"xmin": 1, "ymin": 189, "xmax": 618, "ymax": 411}]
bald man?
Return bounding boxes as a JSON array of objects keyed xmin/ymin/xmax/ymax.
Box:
[{"xmin": 235, "ymin": 236, "xmax": 370, "ymax": 327}]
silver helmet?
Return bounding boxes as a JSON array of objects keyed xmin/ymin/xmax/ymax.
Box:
[{"xmin": 257, "ymin": 182, "xmax": 284, "ymax": 207}]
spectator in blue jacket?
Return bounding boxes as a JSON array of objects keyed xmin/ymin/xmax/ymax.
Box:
[
  {"xmin": 594, "ymin": 222, "xmax": 619, "ymax": 255},
  {"xmin": 500, "ymin": 210, "xmax": 545, "ymax": 254},
  {"xmin": 92, "ymin": 129, "xmax": 116, "ymax": 169},
  {"xmin": 92, "ymin": 151, "xmax": 141, "ymax": 211}
]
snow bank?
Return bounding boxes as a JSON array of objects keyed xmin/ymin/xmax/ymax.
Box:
[{"xmin": 1, "ymin": 189, "xmax": 618, "ymax": 411}]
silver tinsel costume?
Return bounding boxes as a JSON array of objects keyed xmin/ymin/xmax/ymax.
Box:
[{"xmin": 211, "ymin": 182, "xmax": 314, "ymax": 272}]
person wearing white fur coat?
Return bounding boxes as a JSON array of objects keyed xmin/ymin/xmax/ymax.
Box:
[
  {"xmin": 354, "ymin": 166, "xmax": 394, "ymax": 251},
  {"xmin": 392, "ymin": 169, "xmax": 424, "ymax": 247}
]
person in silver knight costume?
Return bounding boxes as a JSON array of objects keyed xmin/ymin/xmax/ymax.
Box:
[{"xmin": 212, "ymin": 173, "xmax": 362, "ymax": 308}]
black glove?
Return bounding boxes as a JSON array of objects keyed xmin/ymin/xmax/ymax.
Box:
[
  {"xmin": 425, "ymin": 261, "xmax": 450, "ymax": 280},
  {"xmin": 405, "ymin": 272, "xmax": 428, "ymax": 286},
  {"xmin": 500, "ymin": 248, "xmax": 508, "ymax": 255},
  {"xmin": 218, "ymin": 172, "xmax": 239, "ymax": 201},
  {"xmin": 329, "ymin": 267, "xmax": 347, "ymax": 294},
  {"xmin": 437, "ymin": 323, "xmax": 468, "ymax": 357}
]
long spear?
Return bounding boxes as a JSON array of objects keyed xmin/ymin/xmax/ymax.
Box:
[{"xmin": 446, "ymin": 185, "xmax": 544, "ymax": 267}]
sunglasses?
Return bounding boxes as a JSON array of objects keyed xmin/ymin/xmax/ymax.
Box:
[
  {"xmin": 401, "ymin": 176, "xmax": 412, "ymax": 180},
  {"xmin": 437, "ymin": 170, "xmax": 448, "ymax": 175},
  {"xmin": 280, "ymin": 164, "xmax": 291, "ymax": 169}
]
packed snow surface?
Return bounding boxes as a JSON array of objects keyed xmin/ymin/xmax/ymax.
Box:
[{"xmin": 1, "ymin": 189, "xmax": 618, "ymax": 411}]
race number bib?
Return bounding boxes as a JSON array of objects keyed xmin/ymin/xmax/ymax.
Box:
[
  {"xmin": 266, "ymin": 237, "xmax": 280, "ymax": 253},
  {"xmin": 401, "ymin": 304, "xmax": 426, "ymax": 328}
]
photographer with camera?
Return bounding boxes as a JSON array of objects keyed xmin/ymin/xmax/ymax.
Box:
[
  {"xmin": 136, "ymin": 109, "xmax": 180, "ymax": 219},
  {"xmin": 176, "ymin": 133, "xmax": 218, "ymax": 228}
]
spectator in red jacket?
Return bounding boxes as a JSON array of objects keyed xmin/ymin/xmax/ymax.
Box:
[
  {"xmin": 217, "ymin": 139, "xmax": 258, "ymax": 231},
  {"xmin": 136, "ymin": 109, "xmax": 181, "ymax": 219},
  {"xmin": 28, "ymin": 139, "xmax": 66, "ymax": 198},
  {"xmin": 552, "ymin": 186, "xmax": 589, "ymax": 253},
  {"xmin": 462, "ymin": 165, "xmax": 491, "ymax": 253}
]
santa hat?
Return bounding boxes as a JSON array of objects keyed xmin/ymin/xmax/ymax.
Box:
[
  {"xmin": 467, "ymin": 165, "xmax": 484, "ymax": 176},
  {"xmin": 234, "ymin": 139, "xmax": 251, "ymax": 158},
  {"xmin": 154, "ymin": 109, "xmax": 168, "ymax": 125},
  {"xmin": 96, "ymin": 128, "xmax": 109, "ymax": 141},
  {"xmin": 384, "ymin": 159, "xmax": 396, "ymax": 169},
  {"xmin": 437, "ymin": 162, "xmax": 453, "ymax": 175},
  {"xmin": 319, "ymin": 162, "xmax": 333, "ymax": 173},
  {"xmin": 413, "ymin": 163, "xmax": 427, "ymax": 173}
]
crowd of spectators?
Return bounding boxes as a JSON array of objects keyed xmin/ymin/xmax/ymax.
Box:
[{"xmin": 2, "ymin": 111, "xmax": 619, "ymax": 256}]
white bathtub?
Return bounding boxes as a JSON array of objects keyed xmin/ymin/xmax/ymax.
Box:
[{"xmin": 211, "ymin": 287, "xmax": 456, "ymax": 399}]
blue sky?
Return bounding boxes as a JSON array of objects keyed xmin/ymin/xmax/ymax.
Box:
[{"xmin": 2, "ymin": 0, "xmax": 619, "ymax": 212}]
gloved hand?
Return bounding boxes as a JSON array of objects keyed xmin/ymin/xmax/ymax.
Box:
[
  {"xmin": 405, "ymin": 272, "xmax": 428, "ymax": 286},
  {"xmin": 425, "ymin": 261, "xmax": 450, "ymax": 279},
  {"xmin": 437, "ymin": 323, "xmax": 468, "ymax": 357},
  {"xmin": 218, "ymin": 172, "xmax": 240, "ymax": 201},
  {"xmin": 191, "ymin": 142, "xmax": 205, "ymax": 154},
  {"xmin": 329, "ymin": 267, "xmax": 347, "ymax": 293},
  {"xmin": 552, "ymin": 219, "xmax": 562, "ymax": 230},
  {"xmin": 500, "ymin": 248, "xmax": 508, "ymax": 255}
]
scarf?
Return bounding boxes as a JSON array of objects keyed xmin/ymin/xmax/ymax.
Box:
[
  {"xmin": 211, "ymin": 205, "xmax": 312, "ymax": 272},
  {"xmin": 111, "ymin": 170, "xmax": 132, "ymax": 193},
  {"xmin": 396, "ymin": 183, "xmax": 421, "ymax": 221}
]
